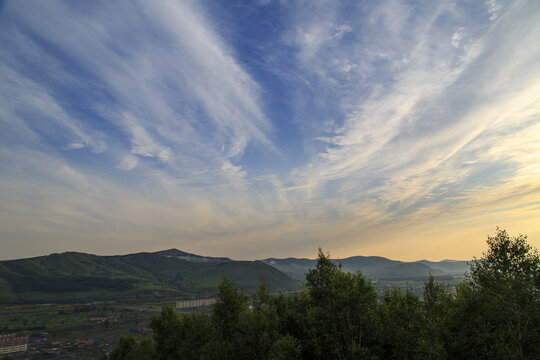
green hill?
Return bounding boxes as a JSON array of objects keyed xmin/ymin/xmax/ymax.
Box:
[{"xmin": 0, "ymin": 251, "xmax": 298, "ymax": 304}]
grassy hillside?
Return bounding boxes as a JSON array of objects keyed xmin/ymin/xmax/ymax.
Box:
[{"xmin": 0, "ymin": 251, "xmax": 298, "ymax": 304}]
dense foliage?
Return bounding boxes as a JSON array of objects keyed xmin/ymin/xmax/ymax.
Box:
[{"xmin": 107, "ymin": 229, "xmax": 540, "ymax": 359}]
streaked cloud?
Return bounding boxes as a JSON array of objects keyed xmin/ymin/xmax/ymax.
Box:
[{"xmin": 0, "ymin": 0, "xmax": 538, "ymax": 261}]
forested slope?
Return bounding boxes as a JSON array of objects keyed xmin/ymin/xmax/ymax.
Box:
[{"xmin": 0, "ymin": 250, "xmax": 298, "ymax": 304}]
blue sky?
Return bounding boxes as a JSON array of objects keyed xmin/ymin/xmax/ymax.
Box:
[{"xmin": 1, "ymin": 0, "xmax": 539, "ymax": 261}]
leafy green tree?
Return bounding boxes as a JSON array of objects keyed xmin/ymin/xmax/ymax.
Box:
[
  {"xmin": 424, "ymin": 275, "xmax": 451, "ymax": 322},
  {"xmin": 212, "ymin": 277, "xmax": 248, "ymax": 342},
  {"xmin": 196, "ymin": 277, "xmax": 250, "ymax": 360},
  {"xmin": 150, "ymin": 305, "xmax": 183, "ymax": 360},
  {"xmin": 423, "ymin": 275, "xmax": 452, "ymax": 359},
  {"xmin": 379, "ymin": 288, "xmax": 428, "ymax": 360},
  {"xmin": 107, "ymin": 337, "xmax": 157, "ymax": 360},
  {"xmin": 127, "ymin": 339, "xmax": 159, "ymax": 360},
  {"xmin": 305, "ymin": 248, "xmax": 379, "ymax": 360},
  {"xmin": 269, "ymin": 334, "xmax": 302, "ymax": 360},
  {"xmin": 150, "ymin": 305, "xmax": 214, "ymax": 360},
  {"xmin": 448, "ymin": 228, "xmax": 540, "ymax": 359},
  {"xmin": 107, "ymin": 230, "xmax": 539, "ymax": 360},
  {"xmin": 233, "ymin": 283, "xmax": 282, "ymax": 360},
  {"xmin": 271, "ymin": 291, "xmax": 310, "ymax": 354},
  {"xmin": 108, "ymin": 336, "xmax": 136, "ymax": 360}
]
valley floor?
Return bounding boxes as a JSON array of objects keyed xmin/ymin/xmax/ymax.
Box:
[{"xmin": 0, "ymin": 298, "xmax": 212, "ymax": 359}]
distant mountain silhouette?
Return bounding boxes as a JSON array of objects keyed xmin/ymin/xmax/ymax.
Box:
[
  {"xmin": 0, "ymin": 248, "xmax": 471, "ymax": 304},
  {"xmin": 262, "ymin": 255, "xmax": 469, "ymax": 281}
]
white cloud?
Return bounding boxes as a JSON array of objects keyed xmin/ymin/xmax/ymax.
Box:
[
  {"xmin": 451, "ymin": 27, "xmax": 465, "ymax": 48},
  {"xmin": 486, "ymin": 0, "xmax": 503, "ymax": 21},
  {"xmin": 65, "ymin": 143, "xmax": 86, "ymax": 150},
  {"xmin": 0, "ymin": 63, "xmax": 106, "ymax": 153},
  {"xmin": 3, "ymin": 0, "xmax": 271, "ymax": 168},
  {"xmin": 119, "ymin": 113, "xmax": 171, "ymax": 162},
  {"xmin": 370, "ymin": 0, "xmax": 411, "ymax": 36},
  {"xmin": 281, "ymin": 0, "xmax": 540, "ymax": 230},
  {"xmin": 221, "ymin": 160, "xmax": 247, "ymax": 181},
  {"xmin": 1, "ymin": 0, "xmax": 539, "ymax": 260},
  {"xmin": 333, "ymin": 24, "xmax": 352, "ymax": 40},
  {"xmin": 117, "ymin": 155, "xmax": 139, "ymax": 171}
]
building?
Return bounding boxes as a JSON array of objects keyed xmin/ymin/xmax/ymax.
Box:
[
  {"xmin": 88, "ymin": 316, "xmax": 118, "ymax": 323},
  {"xmin": 175, "ymin": 297, "xmax": 217, "ymax": 309},
  {"xmin": 0, "ymin": 334, "xmax": 28, "ymax": 355}
]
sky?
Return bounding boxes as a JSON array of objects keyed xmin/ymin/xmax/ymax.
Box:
[{"xmin": 0, "ymin": 0, "xmax": 539, "ymax": 262}]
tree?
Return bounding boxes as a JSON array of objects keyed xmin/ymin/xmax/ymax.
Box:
[
  {"xmin": 448, "ymin": 228, "xmax": 540, "ymax": 359},
  {"xmin": 129, "ymin": 340, "xmax": 158, "ymax": 360},
  {"xmin": 176, "ymin": 313, "xmax": 213, "ymax": 360},
  {"xmin": 108, "ymin": 336, "xmax": 136, "ymax": 360},
  {"xmin": 379, "ymin": 288, "xmax": 427, "ymax": 360},
  {"xmin": 469, "ymin": 228, "xmax": 539, "ymax": 291},
  {"xmin": 212, "ymin": 277, "xmax": 248, "ymax": 341},
  {"xmin": 199, "ymin": 277, "xmax": 250, "ymax": 360},
  {"xmin": 233, "ymin": 282, "xmax": 282, "ymax": 360},
  {"xmin": 107, "ymin": 337, "xmax": 157, "ymax": 360},
  {"xmin": 269, "ymin": 334, "xmax": 301, "ymax": 360},
  {"xmin": 305, "ymin": 248, "xmax": 380, "ymax": 360},
  {"xmin": 272, "ymin": 291, "xmax": 309, "ymax": 356},
  {"xmin": 106, "ymin": 230, "xmax": 539, "ymax": 360},
  {"xmin": 150, "ymin": 305, "xmax": 183, "ymax": 360},
  {"xmin": 422, "ymin": 275, "xmax": 452, "ymax": 359},
  {"xmin": 150, "ymin": 304, "xmax": 213, "ymax": 360}
]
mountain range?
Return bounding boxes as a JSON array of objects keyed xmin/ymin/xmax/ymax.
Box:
[
  {"xmin": 0, "ymin": 249, "xmax": 469, "ymax": 304},
  {"xmin": 0, "ymin": 249, "xmax": 296, "ymax": 304},
  {"xmin": 262, "ymin": 256, "xmax": 469, "ymax": 281}
]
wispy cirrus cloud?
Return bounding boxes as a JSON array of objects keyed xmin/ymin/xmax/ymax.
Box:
[
  {"xmin": 0, "ymin": 63, "xmax": 106, "ymax": 153},
  {"xmin": 269, "ymin": 0, "xmax": 540, "ymax": 255},
  {"xmin": 0, "ymin": 0, "xmax": 538, "ymax": 261},
  {"xmin": 1, "ymin": 0, "xmax": 271, "ymax": 172},
  {"xmin": 0, "ymin": 0, "xmax": 275, "ymax": 257}
]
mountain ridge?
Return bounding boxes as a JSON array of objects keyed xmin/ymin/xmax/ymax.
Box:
[
  {"xmin": 0, "ymin": 248, "xmax": 471, "ymax": 304},
  {"xmin": 261, "ymin": 254, "xmax": 469, "ymax": 282},
  {"xmin": 0, "ymin": 250, "xmax": 298, "ymax": 304}
]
